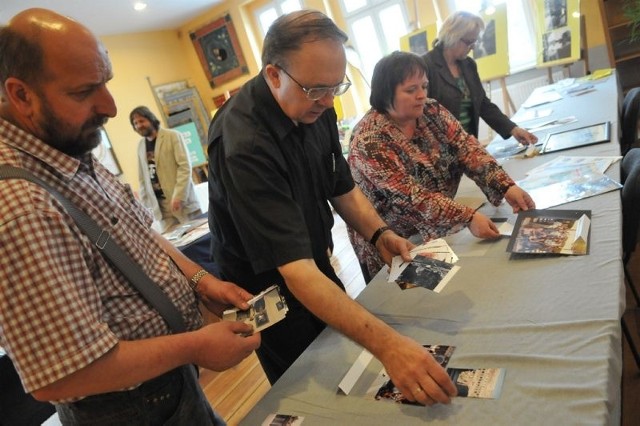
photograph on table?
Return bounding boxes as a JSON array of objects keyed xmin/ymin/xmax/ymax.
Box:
[
  {"xmin": 540, "ymin": 121, "xmax": 611, "ymax": 154},
  {"xmin": 447, "ymin": 368, "xmax": 506, "ymax": 399},
  {"xmin": 517, "ymin": 161, "xmax": 621, "ymax": 209},
  {"xmin": 507, "ymin": 209, "xmax": 591, "ymax": 255},
  {"xmin": 367, "ymin": 345, "xmax": 456, "ymax": 405},
  {"xmin": 261, "ymin": 413, "xmax": 305, "ymax": 426}
]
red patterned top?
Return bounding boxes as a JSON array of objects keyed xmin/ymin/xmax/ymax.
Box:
[
  {"xmin": 348, "ymin": 100, "xmax": 514, "ymax": 278},
  {"xmin": 0, "ymin": 118, "xmax": 202, "ymax": 396}
]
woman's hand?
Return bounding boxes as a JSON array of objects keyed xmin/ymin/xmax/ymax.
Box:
[
  {"xmin": 505, "ymin": 185, "xmax": 536, "ymax": 213},
  {"xmin": 511, "ymin": 126, "xmax": 538, "ymax": 145},
  {"xmin": 468, "ymin": 212, "xmax": 500, "ymax": 239}
]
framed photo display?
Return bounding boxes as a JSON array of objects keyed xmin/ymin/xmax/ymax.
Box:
[
  {"xmin": 190, "ymin": 14, "xmax": 249, "ymax": 88},
  {"xmin": 92, "ymin": 128, "xmax": 122, "ymax": 175},
  {"xmin": 541, "ymin": 122, "xmax": 611, "ymax": 154}
]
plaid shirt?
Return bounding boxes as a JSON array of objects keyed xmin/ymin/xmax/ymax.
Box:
[
  {"xmin": 348, "ymin": 100, "xmax": 515, "ymax": 278},
  {"xmin": 0, "ymin": 118, "xmax": 202, "ymax": 394}
]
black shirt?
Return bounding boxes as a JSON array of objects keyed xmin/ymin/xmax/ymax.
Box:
[
  {"xmin": 207, "ymin": 74, "xmax": 355, "ymax": 303},
  {"xmin": 145, "ymin": 138, "xmax": 165, "ymax": 199}
]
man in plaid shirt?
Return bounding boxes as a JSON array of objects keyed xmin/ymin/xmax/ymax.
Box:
[{"xmin": 0, "ymin": 8, "xmax": 260, "ymax": 425}]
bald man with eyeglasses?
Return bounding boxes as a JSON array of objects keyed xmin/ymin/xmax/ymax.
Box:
[{"xmin": 207, "ymin": 9, "xmax": 457, "ymax": 406}]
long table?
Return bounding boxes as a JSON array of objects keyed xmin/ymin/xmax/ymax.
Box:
[{"xmin": 241, "ymin": 73, "xmax": 624, "ymax": 425}]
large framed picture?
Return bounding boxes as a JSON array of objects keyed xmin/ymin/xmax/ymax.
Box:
[
  {"xmin": 541, "ymin": 121, "xmax": 611, "ymax": 154},
  {"xmin": 190, "ymin": 14, "xmax": 249, "ymax": 88}
]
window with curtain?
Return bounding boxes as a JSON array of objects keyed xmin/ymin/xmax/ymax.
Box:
[
  {"xmin": 254, "ymin": 0, "xmax": 303, "ymax": 37},
  {"xmin": 451, "ymin": 0, "xmax": 537, "ymax": 73},
  {"xmin": 338, "ymin": 0, "xmax": 410, "ymax": 83}
]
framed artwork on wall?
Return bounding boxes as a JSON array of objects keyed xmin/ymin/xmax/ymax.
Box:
[
  {"xmin": 191, "ymin": 14, "xmax": 249, "ymax": 88},
  {"xmin": 92, "ymin": 128, "xmax": 122, "ymax": 176}
]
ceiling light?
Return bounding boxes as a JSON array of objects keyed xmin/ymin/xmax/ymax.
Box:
[{"xmin": 134, "ymin": 2, "xmax": 147, "ymax": 11}]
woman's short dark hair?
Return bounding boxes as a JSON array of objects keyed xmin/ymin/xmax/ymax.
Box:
[
  {"xmin": 129, "ymin": 106, "xmax": 160, "ymax": 130},
  {"xmin": 370, "ymin": 51, "xmax": 429, "ymax": 113},
  {"xmin": 261, "ymin": 10, "xmax": 348, "ymax": 69}
]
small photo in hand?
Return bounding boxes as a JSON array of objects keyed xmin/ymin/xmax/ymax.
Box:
[
  {"xmin": 222, "ymin": 285, "xmax": 288, "ymax": 333},
  {"xmin": 396, "ymin": 255, "xmax": 459, "ymax": 292}
]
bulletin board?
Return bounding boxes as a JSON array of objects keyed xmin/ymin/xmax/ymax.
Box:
[
  {"xmin": 473, "ymin": 3, "xmax": 509, "ymax": 82},
  {"xmin": 535, "ymin": 0, "xmax": 581, "ymax": 67}
]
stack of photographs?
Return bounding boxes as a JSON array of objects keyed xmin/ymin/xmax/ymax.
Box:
[{"xmin": 222, "ymin": 285, "xmax": 288, "ymax": 333}]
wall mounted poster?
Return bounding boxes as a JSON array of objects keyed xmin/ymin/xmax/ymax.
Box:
[
  {"xmin": 536, "ymin": 0, "xmax": 581, "ymax": 67},
  {"xmin": 399, "ymin": 23, "xmax": 437, "ymax": 56},
  {"xmin": 473, "ymin": 3, "xmax": 509, "ymax": 82},
  {"xmin": 191, "ymin": 14, "xmax": 249, "ymax": 88},
  {"xmin": 173, "ymin": 122, "xmax": 207, "ymax": 167}
]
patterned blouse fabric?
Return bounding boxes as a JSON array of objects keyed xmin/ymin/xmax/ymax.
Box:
[
  {"xmin": 348, "ymin": 100, "xmax": 515, "ymax": 279},
  {"xmin": 0, "ymin": 118, "xmax": 202, "ymax": 395}
]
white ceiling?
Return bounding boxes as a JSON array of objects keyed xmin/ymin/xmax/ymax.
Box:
[{"xmin": 0, "ymin": 0, "xmax": 224, "ymax": 36}]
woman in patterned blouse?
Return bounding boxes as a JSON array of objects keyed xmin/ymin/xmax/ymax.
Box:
[{"xmin": 348, "ymin": 51, "xmax": 535, "ymax": 281}]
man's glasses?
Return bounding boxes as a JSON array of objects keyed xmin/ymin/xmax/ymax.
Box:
[
  {"xmin": 460, "ymin": 38, "xmax": 477, "ymax": 47},
  {"xmin": 276, "ymin": 65, "xmax": 351, "ymax": 101}
]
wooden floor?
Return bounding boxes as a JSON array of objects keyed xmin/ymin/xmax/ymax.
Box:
[
  {"xmin": 199, "ymin": 212, "xmax": 365, "ymax": 424},
  {"xmin": 202, "ymin": 217, "xmax": 640, "ymax": 425}
]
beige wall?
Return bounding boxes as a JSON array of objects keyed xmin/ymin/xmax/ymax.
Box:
[
  {"xmin": 100, "ymin": 0, "xmax": 608, "ymax": 190},
  {"xmin": 101, "ymin": 30, "xmax": 198, "ymax": 192}
]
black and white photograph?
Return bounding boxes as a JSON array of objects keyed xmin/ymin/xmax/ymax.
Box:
[
  {"xmin": 408, "ymin": 30, "xmax": 429, "ymax": 56},
  {"xmin": 222, "ymin": 285, "xmax": 288, "ymax": 333},
  {"xmin": 395, "ymin": 255, "xmax": 459, "ymax": 292},
  {"xmin": 473, "ymin": 18, "xmax": 496, "ymax": 58},
  {"xmin": 544, "ymin": 0, "xmax": 568, "ymax": 30},
  {"xmin": 542, "ymin": 28, "xmax": 571, "ymax": 62}
]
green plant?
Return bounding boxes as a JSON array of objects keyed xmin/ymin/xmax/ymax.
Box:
[{"xmin": 624, "ymin": 0, "xmax": 640, "ymax": 42}]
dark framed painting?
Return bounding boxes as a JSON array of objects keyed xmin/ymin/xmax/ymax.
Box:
[{"xmin": 191, "ymin": 14, "xmax": 249, "ymax": 88}]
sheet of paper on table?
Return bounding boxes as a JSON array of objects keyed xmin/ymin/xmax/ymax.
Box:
[
  {"xmin": 163, "ymin": 217, "xmax": 209, "ymax": 247},
  {"xmin": 521, "ymin": 86, "xmax": 563, "ymax": 108},
  {"xmin": 517, "ymin": 164, "xmax": 621, "ymax": 209},
  {"xmin": 525, "ymin": 155, "xmax": 621, "ymax": 176}
]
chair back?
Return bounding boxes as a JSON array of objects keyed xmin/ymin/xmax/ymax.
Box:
[
  {"xmin": 621, "ymin": 87, "xmax": 640, "ymax": 156},
  {"xmin": 621, "ymin": 148, "xmax": 640, "ymax": 255}
]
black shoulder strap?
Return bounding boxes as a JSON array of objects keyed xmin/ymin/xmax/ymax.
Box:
[{"xmin": 0, "ymin": 164, "xmax": 186, "ymax": 333}]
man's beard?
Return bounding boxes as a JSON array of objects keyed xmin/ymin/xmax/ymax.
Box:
[
  {"xmin": 38, "ymin": 98, "xmax": 109, "ymax": 157},
  {"xmin": 138, "ymin": 126, "xmax": 154, "ymax": 138}
]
